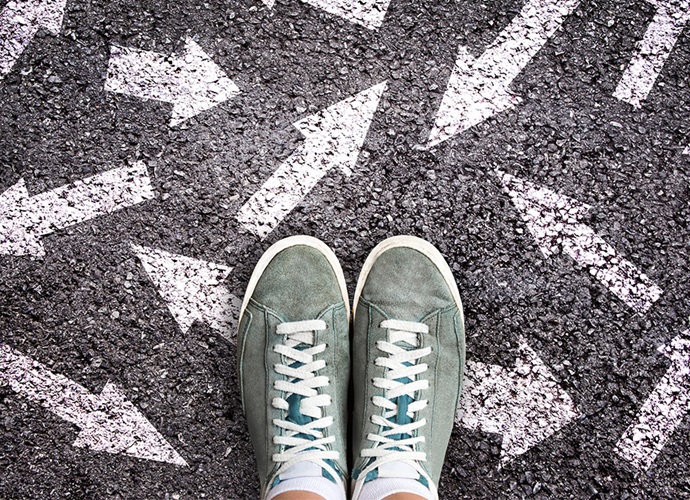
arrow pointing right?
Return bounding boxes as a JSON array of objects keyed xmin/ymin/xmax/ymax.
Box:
[
  {"xmin": 0, "ymin": 0, "xmax": 67, "ymax": 80},
  {"xmin": 498, "ymin": 170, "xmax": 663, "ymax": 314},
  {"xmin": 457, "ymin": 338, "xmax": 578, "ymax": 467},
  {"xmin": 0, "ymin": 343, "xmax": 187, "ymax": 466}
]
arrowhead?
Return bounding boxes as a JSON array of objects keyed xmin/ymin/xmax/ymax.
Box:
[
  {"xmin": 292, "ymin": 81, "xmax": 386, "ymax": 175},
  {"xmin": 0, "ymin": 179, "xmax": 45, "ymax": 257},
  {"xmin": 428, "ymin": 47, "xmax": 521, "ymax": 147},
  {"xmin": 169, "ymin": 37, "xmax": 240, "ymax": 126},
  {"xmin": 72, "ymin": 382, "xmax": 187, "ymax": 466},
  {"xmin": 497, "ymin": 170, "xmax": 591, "ymax": 258},
  {"xmin": 131, "ymin": 244, "xmax": 240, "ymax": 340}
]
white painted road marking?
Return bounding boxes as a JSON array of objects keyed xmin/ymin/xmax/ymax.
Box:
[
  {"xmin": 615, "ymin": 331, "xmax": 690, "ymax": 471},
  {"xmin": 237, "ymin": 81, "xmax": 386, "ymax": 239},
  {"xmin": 614, "ymin": 0, "xmax": 690, "ymax": 108},
  {"xmin": 262, "ymin": 0, "xmax": 391, "ymax": 30},
  {"xmin": 0, "ymin": 162, "xmax": 155, "ymax": 258},
  {"xmin": 132, "ymin": 244, "xmax": 241, "ymax": 342},
  {"xmin": 0, "ymin": 343, "xmax": 187, "ymax": 466},
  {"xmin": 105, "ymin": 37, "xmax": 240, "ymax": 126},
  {"xmin": 457, "ymin": 338, "xmax": 578, "ymax": 467},
  {"xmin": 0, "ymin": 0, "xmax": 66, "ymax": 80},
  {"xmin": 498, "ymin": 170, "xmax": 663, "ymax": 313},
  {"xmin": 428, "ymin": 0, "xmax": 580, "ymax": 147}
]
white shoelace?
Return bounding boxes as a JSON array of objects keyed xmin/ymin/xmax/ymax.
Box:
[
  {"xmin": 271, "ymin": 320, "xmax": 341, "ymax": 484},
  {"xmin": 357, "ymin": 319, "xmax": 436, "ymax": 495}
]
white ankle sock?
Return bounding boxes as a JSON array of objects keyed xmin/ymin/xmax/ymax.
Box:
[
  {"xmin": 357, "ymin": 478, "xmax": 433, "ymax": 500},
  {"xmin": 266, "ymin": 462, "xmax": 346, "ymax": 500}
]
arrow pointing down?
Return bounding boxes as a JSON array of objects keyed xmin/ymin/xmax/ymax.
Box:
[
  {"xmin": 0, "ymin": 343, "xmax": 187, "ymax": 466},
  {"xmin": 237, "ymin": 81, "xmax": 386, "ymax": 239},
  {"xmin": 457, "ymin": 338, "xmax": 578, "ymax": 466}
]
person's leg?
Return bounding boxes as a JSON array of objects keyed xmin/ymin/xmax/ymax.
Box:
[
  {"xmin": 237, "ymin": 236, "xmax": 351, "ymax": 500},
  {"xmin": 350, "ymin": 236, "xmax": 465, "ymax": 500}
]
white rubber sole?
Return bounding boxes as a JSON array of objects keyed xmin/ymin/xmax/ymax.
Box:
[
  {"xmin": 238, "ymin": 235, "xmax": 350, "ymax": 326},
  {"xmin": 352, "ymin": 235, "xmax": 464, "ymax": 323}
]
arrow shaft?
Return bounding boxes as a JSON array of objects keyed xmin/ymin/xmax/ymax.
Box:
[
  {"xmin": 299, "ymin": 0, "xmax": 392, "ymax": 29},
  {"xmin": 0, "ymin": 2, "xmax": 42, "ymax": 77},
  {"xmin": 0, "ymin": 344, "xmax": 97, "ymax": 427}
]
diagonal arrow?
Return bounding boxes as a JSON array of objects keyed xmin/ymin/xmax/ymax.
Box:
[
  {"xmin": 237, "ymin": 81, "xmax": 386, "ymax": 239},
  {"xmin": 261, "ymin": 0, "xmax": 391, "ymax": 30},
  {"xmin": 427, "ymin": 0, "xmax": 580, "ymax": 147},
  {"xmin": 457, "ymin": 338, "xmax": 578, "ymax": 467},
  {"xmin": 0, "ymin": 162, "xmax": 155, "ymax": 258},
  {"xmin": 131, "ymin": 244, "xmax": 241, "ymax": 342},
  {"xmin": 498, "ymin": 170, "xmax": 663, "ymax": 314},
  {"xmin": 615, "ymin": 330, "xmax": 690, "ymax": 471},
  {"xmin": 104, "ymin": 37, "xmax": 240, "ymax": 126},
  {"xmin": 614, "ymin": 0, "xmax": 690, "ymax": 108},
  {"xmin": 0, "ymin": 343, "xmax": 187, "ymax": 466},
  {"xmin": 0, "ymin": 0, "xmax": 66, "ymax": 80}
]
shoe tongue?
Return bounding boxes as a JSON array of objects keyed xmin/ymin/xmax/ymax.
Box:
[
  {"xmin": 377, "ymin": 461, "xmax": 419, "ymax": 479},
  {"xmin": 279, "ymin": 461, "xmax": 324, "ymax": 480}
]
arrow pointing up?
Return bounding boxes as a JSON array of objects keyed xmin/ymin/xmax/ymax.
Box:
[
  {"xmin": 0, "ymin": 0, "xmax": 67, "ymax": 79},
  {"xmin": 427, "ymin": 0, "xmax": 580, "ymax": 147},
  {"xmin": 105, "ymin": 37, "xmax": 240, "ymax": 126},
  {"xmin": 0, "ymin": 343, "xmax": 187, "ymax": 466},
  {"xmin": 262, "ymin": 0, "xmax": 392, "ymax": 30},
  {"xmin": 498, "ymin": 170, "xmax": 663, "ymax": 314},
  {"xmin": 0, "ymin": 162, "xmax": 155, "ymax": 258},
  {"xmin": 457, "ymin": 338, "xmax": 578, "ymax": 466},
  {"xmin": 132, "ymin": 244, "xmax": 241, "ymax": 342},
  {"xmin": 237, "ymin": 81, "xmax": 386, "ymax": 239}
]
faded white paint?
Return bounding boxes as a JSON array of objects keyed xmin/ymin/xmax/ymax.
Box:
[
  {"xmin": 0, "ymin": 162, "xmax": 155, "ymax": 258},
  {"xmin": 614, "ymin": 0, "xmax": 690, "ymax": 108},
  {"xmin": 0, "ymin": 0, "xmax": 66, "ymax": 79},
  {"xmin": 498, "ymin": 170, "xmax": 663, "ymax": 313},
  {"xmin": 428, "ymin": 0, "xmax": 580, "ymax": 147},
  {"xmin": 457, "ymin": 338, "xmax": 578, "ymax": 466},
  {"xmin": 132, "ymin": 244, "xmax": 241, "ymax": 342},
  {"xmin": 237, "ymin": 81, "xmax": 386, "ymax": 239},
  {"xmin": 105, "ymin": 37, "xmax": 240, "ymax": 126},
  {"xmin": 683, "ymin": 144, "xmax": 690, "ymax": 155},
  {"xmin": 262, "ymin": 0, "xmax": 391, "ymax": 30},
  {"xmin": 615, "ymin": 331, "xmax": 690, "ymax": 471},
  {"xmin": 0, "ymin": 343, "xmax": 187, "ymax": 466}
]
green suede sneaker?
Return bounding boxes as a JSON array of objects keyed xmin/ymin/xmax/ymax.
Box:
[
  {"xmin": 237, "ymin": 236, "xmax": 350, "ymax": 500},
  {"xmin": 350, "ymin": 236, "xmax": 465, "ymax": 500}
]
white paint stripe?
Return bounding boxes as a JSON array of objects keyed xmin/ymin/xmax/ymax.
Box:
[
  {"xmin": 237, "ymin": 81, "xmax": 386, "ymax": 239},
  {"xmin": 105, "ymin": 37, "xmax": 240, "ymax": 126},
  {"xmin": 457, "ymin": 338, "xmax": 578, "ymax": 466},
  {"xmin": 498, "ymin": 170, "xmax": 663, "ymax": 313},
  {"xmin": 684, "ymin": 144, "xmax": 690, "ymax": 155},
  {"xmin": 428, "ymin": 0, "xmax": 580, "ymax": 147},
  {"xmin": 615, "ymin": 331, "xmax": 690, "ymax": 471},
  {"xmin": 131, "ymin": 244, "xmax": 241, "ymax": 342},
  {"xmin": 0, "ymin": 162, "xmax": 155, "ymax": 257},
  {"xmin": 262, "ymin": 0, "xmax": 391, "ymax": 29},
  {"xmin": 613, "ymin": 1, "xmax": 690, "ymax": 108},
  {"xmin": 0, "ymin": 0, "xmax": 66, "ymax": 79},
  {"xmin": 0, "ymin": 343, "xmax": 187, "ymax": 466}
]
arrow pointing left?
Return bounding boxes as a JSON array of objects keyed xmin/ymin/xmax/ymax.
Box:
[
  {"xmin": 457, "ymin": 338, "xmax": 578, "ymax": 466},
  {"xmin": 0, "ymin": 162, "xmax": 156, "ymax": 258},
  {"xmin": 0, "ymin": 343, "xmax": 187, "ymax": 466},
  {"xmin": 0, "ymin": 0, "xmax": 67, "ymax": 80},
  {"xmin": 105, "ymin": 37, "xmax": 240, "ymax": 126}
]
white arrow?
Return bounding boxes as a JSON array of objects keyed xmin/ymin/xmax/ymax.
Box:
[
  {"xmin": 237, "ymin": 81, "xmax": 386, "ymax": 239},
  {"xmin": 457, "ymin": 338, "xmax": 578, "ymax": 466},
  {"xmin": 0, "ymin": 0, "xmax": 66, "ymax": 80},
  {"xmin": 0, "ymin": 162, "xmax": 155, "ymax": 258},
  {"xmin": 132, "ymin": 244, "xmax": 241, "ymax": 342},
  {"xmin": 614, "ymin": 0, "xmax": 690, "ymax": 108},
  {"xmin": 0, "ymin": 343, "xmax": 187, "ymax": 466},
  {"xmin": 427, "ymin": 0, "xmax": 580, "ymax": 147},
  {"xmin": 615, "ymin": 331, "xmax": 690, "ymax": 471},
  {"xmin": 261, "ymin": 0, "xmax": 391, "ymax": 30},
  {"xmin": 498, "ymin": 170, "xmax": 663, "ymax": 314},
  {"xmin": 105, "ymin": 37, "xmax": 240, "ymax": 126}
]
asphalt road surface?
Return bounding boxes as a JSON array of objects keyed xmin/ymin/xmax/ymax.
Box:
[{"xmin": 2, "ymin": 0, "xmax": 690, "ymax": 498}]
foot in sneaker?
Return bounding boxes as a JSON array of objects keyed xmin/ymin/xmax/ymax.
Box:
[
  {"xmin": 350, "ymin": 236, "xmax": 465, "ymax": 500},
  {"xmin": 237, "ymin": 236, "xmax": 350, "ymax": 500}
]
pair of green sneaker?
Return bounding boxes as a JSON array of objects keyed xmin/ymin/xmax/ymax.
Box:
[{"xmin": 237, "ymin": 236, "xmax": 465, "ymax": 500}]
